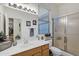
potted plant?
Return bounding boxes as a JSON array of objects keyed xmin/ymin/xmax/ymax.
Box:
[
  {"xmin": 15, "ymin": 35, "xmax": 21, "ymax": 40},
  {"xmin": 0, "ymin": 31, "xmax": 5, "ymax": 42}
]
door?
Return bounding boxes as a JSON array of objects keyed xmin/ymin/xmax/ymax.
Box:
[
  {"xmin": 67, "ymin": 13, "xmax": 79, "ymax": 55},
  {"xmin": 54, "ymin": 17, "xmax": 67, "ymax": 50}
]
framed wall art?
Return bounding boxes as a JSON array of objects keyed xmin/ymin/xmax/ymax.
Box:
[
  {"xmin": 30, "ymin": 28, "xmax": 34, "ymax": 37},
  {"xmin": 26, "ymin": 21, "xmax": 31, "ymax": 26},
  {"xmin": 33, "ymin": 20, "xmax": 37, "ymax": 25}
]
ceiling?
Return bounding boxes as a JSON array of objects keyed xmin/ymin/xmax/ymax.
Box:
[
  {"xmin": 38, "ymin": 7, "xmax": 48, "ymax": 18},
  {"xmin": 22, "ymin": 3, "xmax": 65, "ymax": 17},
  {"xmin": 38, "ymin": 3, "xmax": 60, "ymax": 18}
]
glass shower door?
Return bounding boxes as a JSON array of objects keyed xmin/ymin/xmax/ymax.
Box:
[
  {"xmin": 67, "ymin": 13, "xmax": 79, "ymax": 55},
  {"xmin": 54, "ymin": 17, "xmax": 67, "ymax": 50}
]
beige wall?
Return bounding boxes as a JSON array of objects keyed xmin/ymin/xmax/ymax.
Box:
[{"xmin": 58, "ymin": 3, "xmax": 79, "ymax": 16}]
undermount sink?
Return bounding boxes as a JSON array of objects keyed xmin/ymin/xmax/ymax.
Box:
[{"xmin": 0, "ymin": 41, "xmax": 12, "ymax": 52}]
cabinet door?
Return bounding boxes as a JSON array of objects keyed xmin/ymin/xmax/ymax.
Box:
[
  {"xmin": 41, "ymin": 44, "xmax": 49, "ymax": 56},
  {"xmin": 33, "ymin": 53, "xmax": 41, "ymax": 56},
  {"xmin": 42, "ymin": 44, "xmax": 49, "ymax": 50},
  {"xmin": 42, "ymin": 49, "xmax": 49, "ymax": 56}
]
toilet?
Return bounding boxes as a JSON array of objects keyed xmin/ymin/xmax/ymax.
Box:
[
  {"xmin": 48, "ymin": 40, "xmax": 73, "ymax": 56},
  {"xmin": 49, "ymin": 47, "xmax": 63, "ymax": 56},
  {"xmin": 49, "ymin": 47, "xmax": 73, "ymax": 56},
  {"xmin": 47, "ymin": 39, "xmax": 62, "ymax": 56}
]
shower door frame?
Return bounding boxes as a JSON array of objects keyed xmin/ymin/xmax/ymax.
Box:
[{"xmin": 53, "ymin": 16, "xmax": 67, "ymax": 51}]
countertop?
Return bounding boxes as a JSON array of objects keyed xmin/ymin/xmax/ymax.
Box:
[{"xmin": 0, "ymin": 40, "xmax": 49, "ymax": 56}]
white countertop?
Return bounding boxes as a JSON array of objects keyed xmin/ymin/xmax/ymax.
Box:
[{"xmin": 0, "ymin": 40, "xmax": 49, "ymax": 56}]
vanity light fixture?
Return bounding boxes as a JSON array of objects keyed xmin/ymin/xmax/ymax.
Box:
[
  {"xmin": 12, "ymin": 4, "xmax": 17, "ymax": 8},
  {"xmin": 27, "ymin": 9, "xmax": 31, "ymax": 12},
  {"xmin": 8, "ymin": 3, "xmax": 37, "ymax": 14},
  {"xmin": 18, "ymin": 5, "xmax": 22, "ymax": 9},
  {"xmin": 8, "ymin": 3, "xmax": 12, "ymax": 6},
  {"xmin": 34, "ymin": 11, "xmax": 36, "ymax": 14},
  {"xmin": 23, "ymin": 7, "xmax": 27, "ymax": 11},
  {"xmin": 31, "ymin": 10, "xmax": 34, "ymax": 13},
  {"xmin": 31, "ymin": 10, "xmax": 36, "ymax": 14}
]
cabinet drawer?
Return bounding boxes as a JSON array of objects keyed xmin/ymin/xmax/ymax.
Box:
[
  {"xmin": 14, "ymin": 46, "xmax": 41, "ymax": 56},
  {"xmin": 42, "ymin": 44, "xmax": 49, "ymax": 50},
  {"xmin": 42, "ymin": 49, "xmax": 49, "ymax": 56},
  {"xmin": 33, "ymin": 53, "xmax": 41, "ymax": 56},
  {"xmin": 13, "ymin": 50, "xmax": 33, "ymax": 56}
]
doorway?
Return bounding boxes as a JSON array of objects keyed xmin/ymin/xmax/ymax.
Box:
[{"xmin": 9, "ymin": 18, "xmax": 14, "ymax": 42}]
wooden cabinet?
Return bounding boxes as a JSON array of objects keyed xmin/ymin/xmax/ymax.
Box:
[
  {"xmin": 33, "ymin": 53, "xmax": 41, "ymax": 56},
  {"xmin": 42, "ymin": 44, "xmax": 49, "ymax": 50},
  {"xmin": 41, "ymin": 44, "xmax": 49, "ymax": 56},
  {"xmin": 13, "ymin": 44, "xmax": 49, "ymax": 56}
]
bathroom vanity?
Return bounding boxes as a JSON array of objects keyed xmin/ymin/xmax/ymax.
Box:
[
  {"xmin": 13, "ymin": 44, "xmax": 49, "ymax": 56},
  {"xmin": 0, "ymin": 40, "xmax": 49, "ymax": 56}
]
